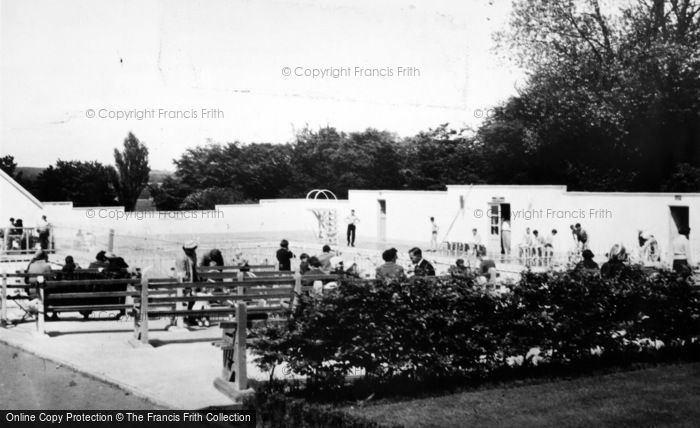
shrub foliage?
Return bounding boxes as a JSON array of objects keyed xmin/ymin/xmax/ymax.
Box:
[{"xmin": 251, "ymin": 267, "xmax": 700, "ymax": 395}]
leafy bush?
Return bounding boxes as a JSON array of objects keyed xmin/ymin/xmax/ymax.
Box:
[{"xmin": 251, "ymin": 266, "xmax": 700, "ymax": 398}]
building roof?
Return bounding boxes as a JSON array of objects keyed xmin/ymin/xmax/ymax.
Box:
[{"xmin": 0, "ymin": 168, "xmax": 43, "ymax": 209}]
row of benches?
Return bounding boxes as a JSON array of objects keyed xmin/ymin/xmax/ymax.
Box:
[{"xmin": 0, "ymin": 265, "xmax": 338, "ymax": 402}]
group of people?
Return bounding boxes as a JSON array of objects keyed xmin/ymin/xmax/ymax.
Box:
[
  {"xmin": 20, "ymin": 249, "xmax": 132, "ymax": 321},
  {"xmin": 518, "ymin": 227, "xmax": 559, "ymax": 265},
  {"xmin": 570, "ymin": 226, "xmax": 694, "ymax": 277},
  {"xmin": 1, "ymin": 216, "xmax": 52, "ymax": 251},
  {"xmin": 276, "ymin": 240, "xmax": 360, "ymax": 278}
]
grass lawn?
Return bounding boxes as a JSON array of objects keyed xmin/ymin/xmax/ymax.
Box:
[{"xmin": 346, "ymin": 362, "xmax": 700, "ymax": 428}]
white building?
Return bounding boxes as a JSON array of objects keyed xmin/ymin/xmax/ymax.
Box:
[
  {"xmin": 346, "ymin": 185, "xmax": 700, "ymax": 262},
  {"xmin": 0, "ymin": 168, "xmax": 44, "ymax": 231}
]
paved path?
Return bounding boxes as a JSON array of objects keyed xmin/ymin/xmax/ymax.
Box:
[
  {"xmin": 0, "ymin": 315, "xmax": 270, "ymax": 409},
  {"xmin": 0, "ymin": 341, "xmax": 165, "ymax": 410}
]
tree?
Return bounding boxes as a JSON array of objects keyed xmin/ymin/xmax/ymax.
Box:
[
  {"xmin": 661, "ymin": 163, "xmax": 700, "ymax": 192},
  {"xmin": 401, "ymin": 124, "xmax": 483, "ymax": 189},
  {"xmin": 114, "ymin": 132, "xmax": 151, "ymax": 211},
  {"xmin": 149, "ymin": 175, "xmax": 193, "ymax": 210},
  {"xmin": 35, "ymin": 160, "xmax": 118, "ymax": 206},
  {"xmin": 0, "ymin": 155, "xmax": 20, "ymax": 179},
  {"xmin": 492, "ymin": 0, "xmax": 700, "ymax": 190},
  {"xmin": 178, "ymin": 187, "xmax": 247, "ymax": 210}
]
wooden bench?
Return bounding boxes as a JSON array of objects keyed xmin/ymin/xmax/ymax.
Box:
[
  {"xmin": 129, "ymin": 272, "xmax": 336, "ymax": 346},
  {"xmin": 209, "ymin": 273, "xmax": 339, "ymax": 402},
  {"xmin": 1, "ymin": 271, "xmax": 142, "ymax": 332}
]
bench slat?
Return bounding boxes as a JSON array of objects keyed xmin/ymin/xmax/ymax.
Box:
[
  {"xmin": 46, "ymin": 304, "xmax": 133, "ymax": 312},
  {"xmin": 143, "ymin": 292, "xmax": 293, "ymax": 303},
  {"xmin": 139, "ymin": 279, "xmax": 297, "ymax": 288},
  {"xmin": 197, "ymin": 265, "xmax": 276, "ymax": 272},
  {"xmin": 146, "ymin": 306, "xmax": 282, "ymax": 317},
  {"xmin": 45, "ymin": 278, "xmax": 140, "ymax": 287},
  {"xmin": 48, "ymin": 291, "xmax": 139, "ymax": 299}
]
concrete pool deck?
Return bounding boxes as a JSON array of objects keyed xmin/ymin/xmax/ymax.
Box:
[{"xmin": 0, "ymin": 313, "xmax": 272, "ymax": 410}]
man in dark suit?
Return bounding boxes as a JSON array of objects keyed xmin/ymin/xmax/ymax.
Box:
[{"xmin": 408, "ymin": 247, "xmax": 435, "ymax": 277}]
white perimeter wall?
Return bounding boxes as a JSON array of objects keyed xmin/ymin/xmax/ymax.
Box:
[
  {"xmin": 42, "ymin": 199, "xmax": 349, "ymax": 241},
  {"xmin": 348, "ymin": 185, "xmax": 700, "ymax": 262},
  {"xmin": 38, "ymin": 185, "xmax": 700, "ymax": 263}
]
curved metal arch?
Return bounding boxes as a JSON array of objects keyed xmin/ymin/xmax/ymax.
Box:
[{"xmin": 305, "ymin": 189, "xmax": 338, "ymax": 200}]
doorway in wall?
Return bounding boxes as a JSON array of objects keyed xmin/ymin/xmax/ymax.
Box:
[
  {"xmin": 500, "ymin": 203, "xmax": 511, "ymax": 255},
  {"xmin": 487, "ymin": 198, "xmax": 509, "ymax": 256},
  {"xmin": 669, "ymin": 206, "xmax": 690, "ymax": 256},
  {"xmin": 378, "ymin": 199, "xmax": 387, "ymax": 242}
]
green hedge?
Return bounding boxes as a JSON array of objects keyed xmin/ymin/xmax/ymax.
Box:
[{"xmin": 251, "ymin": 266, "xmax": 700, "ymax": 399}]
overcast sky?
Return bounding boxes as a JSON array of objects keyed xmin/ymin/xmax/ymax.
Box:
[{"xmin": 1, "ymin": 0, "xmax": 524, "ymax": 170}]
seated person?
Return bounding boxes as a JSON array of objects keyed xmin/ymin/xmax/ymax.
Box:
[
  {"xmin": 344, "ymin": 262, "xmax": 361, "ymax": 279},
  {"xmin": 59, "ymin": 255, "xmax": 79, "ymax": 280},
  {"xmin": 375, "ymin": 248, "xmax": 406, "ymax": 284},
  {"xmin": 303, "ymin": 256, "xmax": 325, "ymax": 278},
  {"xmin": 317, "ymin": 245, "xmax": 334, "ymax": 273},
  {"xmin": 408, "ymin": 247, "xmax": 435, "ymax": 277},
  {"xmin": 448, "ymin": 258, "xmax": 470, "ymax": 279},
  {"xmin": 574, "ymin": 249, "xmax": 599, "ymax": 274},
  {"xmin": 201, "ymin": 248, "xmax": 224, "ymax": 267},
  {"xmin": 532, "ymin": 230, "xmax": 545, "ymax": 258},
  {"xmin": 88, "ymin": 250, "xmax": 111, "ymax": 270},
  {"xmin": 519, "ymin": 227, "xmax": 534, "ymax": 259},
  {"xmin": 22, "ymin": 250, "xmax": 52, "ymax": 318},
  {"xmin": 105, "ymin": 251, "xmax": 130, "ymax": 277},
  {"xmin": 25, "ymin": 250, "xmax": 53, "ymax": 303},
  {"xmin": 26, "ymin": 250, "xmax": 52, "ymax": 283},
  {"xmin": 303, "ymin": 256, "xmax": 333, "ymax": 291},
  {"xmin": 601, "ymin": 244, "xmax": 628, "ymax": 278},
  {"xmin": 477, "ymin": 253, "xmax": 497, "ymax": 283},
  {"xmin": 299, "ymin": 253, "xmax": 310, "ymax": 274}
]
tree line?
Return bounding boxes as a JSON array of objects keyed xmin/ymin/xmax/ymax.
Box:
[{"xmin": 1, "ymin": 133, "xmax": 150, "ymax": 211}]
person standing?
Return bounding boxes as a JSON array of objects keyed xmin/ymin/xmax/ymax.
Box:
[
  {"xmin": 501, "ymin": 219, "xmax": 512, "ymax": 257},
  {"xmin": 574, "ymin": 223, "xmax": 589, "ymax": 250},
  {"xmin": 345, "ymin": 209, "xmax": 360, "ymax": 247},
  {"xmin": 672, "ymin": 227, "xmax": 693, "ymax": 275},
  {"xmin": 175, "ymin": 241, "xmax": 198, "ymax": 282},
  {"xmin": 276, "ymin": 239, "xmax": 294, "ymax": 271},
  {"xmin": 36, "ymin": 215, "xmax": 51, "ymax": 250},
  {"xmin": 409, "ymin": 247, "xmax": 435, "ymax": 277},
  {"xmin": 175, "ymin": 240, "xmax": 198, "ymax": 326},
  {"xmin": 544, "ymin": 229, "xmax": 558, "ymax": 264},
  {"xmin": 429, "ymin": 217, "xmax": 439, "ymax": 252},
  {"xmin": 468, "ymin": 228, "xmax": 483, "ymax": 256}
]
